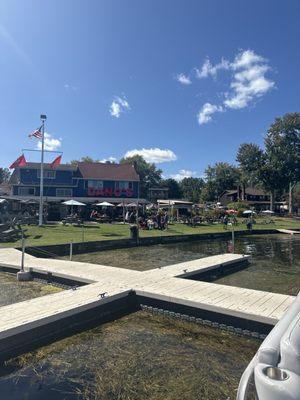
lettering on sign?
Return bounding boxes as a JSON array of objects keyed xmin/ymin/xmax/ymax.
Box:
[{"xmin": 87, "ymin": 187, "xmax": 134, "ymax": 197}]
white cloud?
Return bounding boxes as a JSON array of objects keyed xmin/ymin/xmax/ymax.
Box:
[
  {"xmin": 124, "ymin": 148, "xmax": 177, "ymax": 163},
  {"xmin": 64, "ymin": 83, "xmax": 77, "ymax": 91},
  {"xmin": 171, "ymin": 169, "xmax": 196, "ymax": 181},
  {"xmin": 196, "ymin": 57, "xmax": 230, "ymax": 79},
  {"xmin": 198, "ymin": 102, "xmax": 223, "ymax": 125},
  {"xmin": 36, "ymin": 132, "xmax": 62, "ymax": 151},
  {"xmin": 231, "ymin": 50, "xmax": 265, "ymax": 70},
  {"xmin": 176, "ymin": 73, "xmax": 192, "ymax": 85},
  {"xmin": 99, "ymin": 156, "xmax": 117, "ymax": 163},
  {"xmin": 224, "ymin": 51, "xmax": 274, "ymax": 109},
  {"xmin": 109, "ymin": 96, "xmax": 130, "ymax": 118},
  {"xmin": 195, "ymin": 50, "xmax": 274, "ymax": 123}
]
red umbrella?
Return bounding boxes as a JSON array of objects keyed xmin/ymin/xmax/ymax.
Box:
[{"xmin": 226, "ymin": 209, "xmax": 237, "ymax": 214}]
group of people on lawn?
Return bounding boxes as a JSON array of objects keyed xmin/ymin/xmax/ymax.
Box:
[{"xmin": 125, "ymin": 210, "xmax": 169, "ymax": 230}]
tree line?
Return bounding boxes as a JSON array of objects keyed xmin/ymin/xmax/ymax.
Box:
[
  {"xmin": 118, "ymin": 112, "xmax": 299, "ymax": 209},
  {"xmin": 2, "ymin": 112, "xmax": 299, "ymax": 210}
]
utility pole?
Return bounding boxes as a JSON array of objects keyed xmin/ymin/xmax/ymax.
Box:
[
  {"xmin": 38, "ymin": 114, "xmax": 47, "ymax": 226},
  {"xmin": 289, "ymin": 182, "xmax": 294, "ymax": 214}
]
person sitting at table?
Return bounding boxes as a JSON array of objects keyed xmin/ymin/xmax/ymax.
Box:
[
  {"xmin": 90, "ymin": 209, "xmax": 97, "ymax": 219},
  {"xmin": 147, "ymin": 217, "xmax": 154, "ymax": 230}
]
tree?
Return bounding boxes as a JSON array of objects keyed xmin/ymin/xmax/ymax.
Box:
[
  {"xmin": 180, "ymin": 177, "xmax": 204, "ymax": 203},
  {"xmin": 236, "ymin": 143, "xmax": 264, "ymax": 191},
  {"xmin": 235, "ymin": 113, "xmax": 300, "ymax": 211},
  {"xmin": 120, "ymin": 155, "xmax": 162, "ymax": 198},
  {"xmin": 0, "ymin": 168, "xmax": 11, "ymax": 184},
  {"xmin": 202, "ymin": 162, "xmax": 241, "ymax": 202},
  {"xmin": 69, "ymin": 156, "xmax": 99, "ymax": 165},
  {"xmin": 265, "ymin": 113, "xmax": 300, "ymax": 211},
  {"xmin": 160, "ymin": 178, "xmax": 182, "ymax": 199}
]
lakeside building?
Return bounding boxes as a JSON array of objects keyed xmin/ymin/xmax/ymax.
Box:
[
  {"xmin": 219, "ymin": 187, "xmax": 285, "ymax": 211},
  {"xmin": 7, "ymin": 162, "xmax": 142, "ymax": 219},
  {"xmin": 148, "ymin": 187, "xmax": 169, "ymax": 202}
]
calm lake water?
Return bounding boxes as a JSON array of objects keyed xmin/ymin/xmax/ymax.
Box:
[
  {"xmin": 64, "ymin": 234, "xmax": 300, "ymax": 295},
  {"xmin": 0, "ymin": 272, "xmax": 61, "ymax": 307},
  {"xmin": 0, "ymin": 234, "xmax": 298, "ymax": 399},
  {"xmin": 0, "ymin": 312, "xmax": 259, "ymax": 400}
]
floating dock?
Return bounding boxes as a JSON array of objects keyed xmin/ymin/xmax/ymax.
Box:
[
  {"xmin": 0, "ymin": 248, "xmax": 295, "ymax": 361},
  {"xmin": 277, "ymin": 229, "xmax": 300, "ymax": 235}
]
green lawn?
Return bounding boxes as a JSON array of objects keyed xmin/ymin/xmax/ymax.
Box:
[{"xmin": 0, "ymin": 217, "xmax": 299, "ymax": 248}]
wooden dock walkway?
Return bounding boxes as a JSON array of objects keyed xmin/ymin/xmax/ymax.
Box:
[
  {"xmin": 0, "ymin": 248, "xmax": 296, "ymax": 360},
  {"xmin": 277, "ymin": 229, "xmax": 300, "ymax": 235}
]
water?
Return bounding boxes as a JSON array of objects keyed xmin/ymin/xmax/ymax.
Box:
[
  {"xmin": 64, "ymin": 234, "xmax": 300, "ymax": 295},
  {"xmin": 1, "ymin": 234, "xmax": 298, "ymax": 399},
  {"xmin": 0, "ymin": 312, "xmax": 259, "ymax": 400},
  {"xmin": 0, "ymin": 272, "xmax": 62, "ymax": 307}
]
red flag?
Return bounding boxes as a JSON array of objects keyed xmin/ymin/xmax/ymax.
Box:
[
  {"xmin": 50, "ymin": 155, "xmax": 62, "ymax": 169},
  {"xmin": 9, "ymin": 154, "xmax": 27, "ymax": 169}
]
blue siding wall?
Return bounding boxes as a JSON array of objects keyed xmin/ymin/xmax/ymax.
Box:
[
  {"xmin": 20, "ymin": 169, "xmax": 74, "ymax": 185},
  {"xmin": 15, "ymin": 168, "xmax": 139, "ymax": 198}
]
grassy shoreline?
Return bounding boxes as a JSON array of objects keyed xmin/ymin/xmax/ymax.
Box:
[{"xmin": 0, "ymin": 217, "xmax": 299, "ymax": 248}]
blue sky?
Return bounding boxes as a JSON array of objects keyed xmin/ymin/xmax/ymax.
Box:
[{"xmin": 1, "ymin": 0, "xmax": 299, "ymax": 180}]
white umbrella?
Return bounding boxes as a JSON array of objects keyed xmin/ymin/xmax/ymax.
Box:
[
  {"xmin": 62, "ymin": 199, "xmax": 86, "ymax": 215},
  {"xmin": 95, "ymin": 201, "xmax": 114, "ymax": 207},
  {"xmin": 62, "ymin": 199, "xmax": 86, "ymax": 206},
  {"xmin": 243, "ymin": 210, "xmax": 256, "ymax": 215},
  {"xmin": 127, "ymin": 202, "xmax": 141, "ymax": 207},
  {"xmin": 261, "ymin": 210, "xmax": 275, "ymax": 214}
]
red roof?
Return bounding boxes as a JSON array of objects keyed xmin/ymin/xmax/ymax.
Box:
[{"xmin": 77, "ymin": 162, "xmax": 140, "ymax": 181}]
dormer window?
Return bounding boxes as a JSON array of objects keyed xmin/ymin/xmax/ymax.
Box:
[{"xmin": 37, "ymin": 170, "xmax": 56, "ymax": 179}]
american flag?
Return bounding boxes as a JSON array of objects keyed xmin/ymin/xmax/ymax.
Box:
[{"xmin": 28, "ymin": 125, "xmax": 43, "ymax": 139}]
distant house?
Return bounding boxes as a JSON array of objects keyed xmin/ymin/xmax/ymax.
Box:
[
  {"xmin": 0, "ymin": 183, "xmax": 11, "ymax": 196},
  {"xmin": 219, "ymin": 187, "xmax": 284, "ymax": 211},
  {"xmin": 148, "ymin": 187, "xmax": 169, "ymax": 202}
]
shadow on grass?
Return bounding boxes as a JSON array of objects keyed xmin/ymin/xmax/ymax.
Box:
[
  {"xmin": 101, "ymin": 233, "xmax": 127, "ymax": 237},
  {"xmin": 72, "ymin": 225, "xmax": 101, "ymax": 229}
]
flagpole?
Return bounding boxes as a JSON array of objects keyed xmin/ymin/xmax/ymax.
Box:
[{"xmin": 38, "ymin": 114, "xmax": 47, "ymax": 226}]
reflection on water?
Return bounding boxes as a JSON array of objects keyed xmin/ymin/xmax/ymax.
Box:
[
  {"xmin": 64, "ymin": 234, "xmax": 300, "ymax": 295},
  {"xmin": 0, "ymin": 312, "xmax": 259, "ymax": 400},
  {"xmin": 0, "ymin": 272, "xmax": 61, "ymax": 307},
  {"xmin": 216, "ymin": 235, "xmax": 300, "ymax": 295}
]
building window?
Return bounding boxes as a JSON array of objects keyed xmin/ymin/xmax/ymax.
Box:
[
  {"xmin": 18, "ymin": 187, "xmax": 35, "ymax": 196},
  {"xmin": 115, "ymin": 181, "xmax": 133, "ymax": 190},
  {"xmin": 87, "ymin": 180, "xmax": 103, "ymax": 189},
  {"xmin": 56, "ymin": 188, "xmax": 73, "ymax": 197},
  {"xmin": 37, "ymin": 170, "xmax": 56, "ymax": 179}
]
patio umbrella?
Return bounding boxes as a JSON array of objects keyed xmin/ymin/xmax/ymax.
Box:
[
  {"xmin": 127, "ymin": 202, "xmax": 142, "ymax": 207},
  {"xmin": 62, "ymin": 199, "xmax": 86, "ymax": 214},
  {"xmin": 94, "ymin": 201, "xmax": 114, "ymax": 207},
  {"xmin": 63, "ymin": 199, "xmax": 86, "ymax": 206},
  {"xmin": 261, "ymin": 210, "xmax": 275, "ymax": 214},
  {"xmin": 243, "ymin": 210, "xmax": 256, "ymax": 215}
]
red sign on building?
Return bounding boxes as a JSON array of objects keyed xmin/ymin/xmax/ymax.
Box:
[{"xmin": 87, "ymin": 187, "xmax": 134, "ymax": 197}]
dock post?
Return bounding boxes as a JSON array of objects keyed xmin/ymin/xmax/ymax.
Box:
[
  {"xmin": 17, "ymin": 230, "xmax": 31, "ymax": 281},
  {"xmin": 70, "ymin": 240, "xmax": 73, "ymax": 261},
  {"xmin": 82, "ymin": 224, "xmax": 85, "ymax": 243}
]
